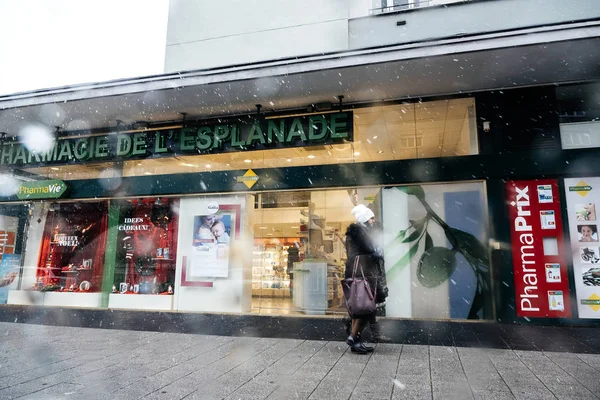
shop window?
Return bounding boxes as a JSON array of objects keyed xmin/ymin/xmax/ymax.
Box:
[
  {"xmin": 381, "ymin": 181, "xmax": 492, "ymax": 320},
  {"xmin": 252, "ymin": 187, "xmax": 381, "ymax": 315},
  {"xmin": 249, "ymin": 182, "xmax": 492, "ymax": 320},
  {"xmin": 557, "ymin": 82, "xmax": 600, "ymax": 150},
  {"xmin": 111, "ymin": 198, "xmax": 178, "ymax": 297},
  {"xmin": 0, "ymin": 205, "xmax": 24, "ymax": 304},
  {"xmin": 33, "ymin": 202, "xmax": 109, "ymax": 293}
]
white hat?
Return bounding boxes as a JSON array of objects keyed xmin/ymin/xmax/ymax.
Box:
[{"xmin": 351, "ymin": 204, "xmax": 375, "ymax": 224}]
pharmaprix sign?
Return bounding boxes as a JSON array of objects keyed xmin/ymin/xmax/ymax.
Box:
[
  {"xmin": 506, "ymin": 179, "xmax": 571, "ymax": 318},
  {"xmin": 0, "ymin": 112, "xmax": 353, "ymax": 167}
]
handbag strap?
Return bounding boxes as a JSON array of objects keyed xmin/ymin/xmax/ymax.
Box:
[{"xmin": 352, "ymin": 256, "xmax": 367, "ymax": 282}]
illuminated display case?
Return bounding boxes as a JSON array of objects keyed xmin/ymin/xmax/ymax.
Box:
[
  {"xmin": 34, "ymin": 202, "xmax": 109, "ymax": 293},
  {"xmin": 111, "ymin": 198, "xmax": 179, "ymax": 296}
]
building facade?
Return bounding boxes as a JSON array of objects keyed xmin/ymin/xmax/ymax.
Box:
[{"xmin": 0, "ymin": 0, "xmax": 599, "ymax": 326}]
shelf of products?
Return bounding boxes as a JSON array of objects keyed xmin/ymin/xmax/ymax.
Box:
[{"xmin": 252, "ymin": 242, "xmax": 290, "ymax": 298}]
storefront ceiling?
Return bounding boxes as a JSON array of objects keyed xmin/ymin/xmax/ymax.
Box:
[{"xmin": 0, "ymin": 22, "xmax": 598, "ymax": 134}]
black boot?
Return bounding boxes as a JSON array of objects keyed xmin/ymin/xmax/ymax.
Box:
[
  {"xmin": 356, "ymin": 333, "xmax": 374, "ymax": 352},
  {"xmin": 346, "ymin": 335, "xmax": 369, "ymax": 354},
  {"xmin": 370, "ymin": 322, "xmax": 391, "ymax": 343}
]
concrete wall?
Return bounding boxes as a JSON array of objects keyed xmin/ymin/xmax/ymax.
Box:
[
  {"xmin": 350, "ymin": 0, "xmax": 600, "ymax": 49},
  {"xmin": 165, "ymin": 0, "xmax": 355, "ymax": 72},
  {"xmin": 165, "ymin": 0, "xmax": 599, "ymax": 72}
]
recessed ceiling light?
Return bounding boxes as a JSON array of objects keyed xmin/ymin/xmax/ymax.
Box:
[
  {"xmin": 377, "ymin": 150, "xmax": 384, "ymax": 154},
  {"xmin": 244, "ymin": 159, "xmax": 252, "ymax": 163},
  {"xmin": 205, "ymin": 164, "xmax": 211, "ymax": 168},
  {"xmin": 181, "ymin": 163, "xmax": 194, "ymax": 167},
  {"xmin": 266, "ymin": 233, "xmax": 273, "ymax": 236},
  {"xmin": 144, "ymin": 172, "xmax": 152, "ymax": 175},
  {"xmin": 307, "ymin": 155, "xmax": 315, "ymax": 159},
  {"xmin": 259, "ymin": 226, "xmax": 267, "ymax": 229},
  {"xmin": 372, "ymin": 136, "xmax": 378, "ymax": 139},
  {"xmin": 291, "ymin": 226, "xmax": 299, "ymax": 229},
  {"xmin": 137, "ymin": 163, "xmax": 142, "ymax": 166},
  {"xmin": 354, "ymin": 152, "xmax": 360, "ymax": 156},
  {"xmin": 50, "ymin": 167, "xmax": 60, "ymax": 171},
  {"xmin": 286, "ymin": 158, "xmax": 292, "ymax": 162}
]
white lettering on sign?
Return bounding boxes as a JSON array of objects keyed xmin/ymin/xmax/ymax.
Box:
[
  {"xmin": 118, "ymin": 217, "xmax": 150, "ymax": 231},
  {"xmin": 54, "ymin": 234, "xmax": 79, "ymax": 247},
  {"xmin": 513, "ymin": 185, "xmax": 540, "ymax": 312},
  {"xmin": 48, "ymin": 184, "xmax": 62, "ymax": 193}
]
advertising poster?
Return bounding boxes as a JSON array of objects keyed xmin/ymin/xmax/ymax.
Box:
[
  {"xmin": 564, "ymin": 177, "xmax": 600, "ymax": 318},
  {"xmin": 0, "ymin": 254, "xmax": 21, "ymax": 304},
  {"xmin": 382, "ymin": 182, "xmax": 492, "ymax": 320},
  {"xmin": 506, "ymin": 179, "xmax": 571, "ymax": 318},
  {"xmin": 191, "ymin": 213, "xmax": 231, "ymax": 278},
  {"xmin": 545, "ymin": 263, "xmax": 561, "ymax": 283}
]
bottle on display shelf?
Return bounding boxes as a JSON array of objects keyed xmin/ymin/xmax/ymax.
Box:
[{"xmin": 168, "ymin": 284, "xmax": 173, "ymax": 294}]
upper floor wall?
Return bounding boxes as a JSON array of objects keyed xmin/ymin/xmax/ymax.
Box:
[
  {"xmin": 350, "ymin": 0, "xmax": 600, "ymax": 50},
  {"xmin": 164, "ymin": 0, "xmax": 356, "ymax": 72},
  {"xmin": 164, "ymin": 0, "xmax": 600, "ymax": 73}
]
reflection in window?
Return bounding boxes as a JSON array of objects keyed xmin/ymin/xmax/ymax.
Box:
[
  {"xmin": 557, "ymin": 82, "xmax": 600, "ymax": 150},
  {"xmin": 19, "ymin": 98, "xmax": 478, "ymax": 180}
]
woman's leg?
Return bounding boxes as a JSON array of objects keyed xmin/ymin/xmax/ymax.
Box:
[
  {"xmin": 350, "ymin": 318, "xmax": 360, "ymax": 337},
  {"xmin": 350, "ymin": 317, "xmax": 369, "ymax": 337},
  {"xmin": 347, "ymin": 317, "xmax": 373, "ymax": 353}
]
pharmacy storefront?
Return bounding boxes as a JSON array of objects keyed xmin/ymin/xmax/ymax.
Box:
[
  {"xmin": 0, "ymin": 97, "xmax": 500, "ymax": 321},
  {"xmin": 1, "ymin": 87, "xmax": 599, "ymax": 325}
]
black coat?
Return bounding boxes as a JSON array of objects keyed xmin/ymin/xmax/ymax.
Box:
[
  {"xmin": 345, "ymin": 223, "xmax": 379, "ymax": 294},
  {"xmin": 345, "ymin": 222, "xmax": 389, "ymax": 303}
]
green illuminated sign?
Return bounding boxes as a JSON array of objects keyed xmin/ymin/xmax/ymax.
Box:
[
  {"xmin": 16, "ymin": 180, "xmax": 68, "ymax": 200},
  {"xmin": 0, "ymin": 112, "xmax": 353, "ymax": 167}
]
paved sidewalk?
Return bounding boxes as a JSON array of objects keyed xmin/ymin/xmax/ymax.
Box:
[{"xmin": 0, "ymin": 322, "xmax": 599, "ymax": 400}]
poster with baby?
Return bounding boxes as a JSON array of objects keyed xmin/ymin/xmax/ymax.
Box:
[{"xmin": 191, "ymin": 214, "xmax": 231, "ymax": 277}]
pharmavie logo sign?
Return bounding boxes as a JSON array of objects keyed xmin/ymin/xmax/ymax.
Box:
[
  {"xmin": 0, "ymin": 112, "xmax": 353, "ymax": 167},
  {"xmin": 17, "ymin": 180, "xmax": 68, "ymax": 200}
]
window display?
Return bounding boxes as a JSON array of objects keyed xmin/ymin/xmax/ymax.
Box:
[
  {"xmin": 0, "ymin": 209, "xmax": 22, "ymax": 304},
  {"xmin": 564, "ymin": 177, "xmax": 600, "ymax": 319},
  {"xmin": 34, "ymin": 202, "xmax": 108, "ymax": 293},
  {"xmin": 112, "ymin": 198, "xmax": 178, "ymax": 296}
]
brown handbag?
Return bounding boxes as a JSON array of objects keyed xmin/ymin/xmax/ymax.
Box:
[{"xmin": 342, "ymin": 256, "xmax": 377, "ymax": 317}]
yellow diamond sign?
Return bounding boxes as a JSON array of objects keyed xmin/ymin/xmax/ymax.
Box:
[
  {"xmin": 569, "ymin": 180, "xmax": 593, "ymax": 197},
  {"xmin": 581, "ymin": 293, "xmax": 600, "ymax": 312},
  {"xmin": 236, "ymin": 169, "xmax": 259, "ymax": 189}
]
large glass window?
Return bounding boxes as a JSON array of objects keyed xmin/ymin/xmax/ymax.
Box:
[
  {"xmin": 16, "ymin": 98, "xmax": 478, "ymax": 180},
  {"xmin": 111, "ymin": 198, "xmax": 179, "ymax": 296},
  {"xmin": 250, "ymin": 180, "xmax": 492, "ymax": 320},
  {"xmin": 252, "ymin": 189, "xmax": 369, "ymax": 315},
  {"xmin": 32, "ymin": 201, "xmax": 109, "ymax": 293},
  {"xmin": 382, "ymin": 181, "xmax": 492, "ymax": 320}
]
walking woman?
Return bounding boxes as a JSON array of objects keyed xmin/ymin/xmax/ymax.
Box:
[{"xmin": 344, "ymin": 204, "xmax": 385, "ymax": 354}]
